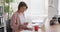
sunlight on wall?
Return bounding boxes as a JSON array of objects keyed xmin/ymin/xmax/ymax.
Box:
[{"xmin": 24, "ymin": 0, "xmax": 48, "ymax": 16}]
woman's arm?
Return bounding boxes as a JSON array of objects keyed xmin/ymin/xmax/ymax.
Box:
[
  {"xmin": 10, "ymin": 14, "xmax": 19, "ymax": 30},
  {"xmin": 10, "ymin": 14, "xmax": 32, "ymax": 30},
  {"xmin": 18, "ymin": 22, "xmax": 33, "ymax": 30}
]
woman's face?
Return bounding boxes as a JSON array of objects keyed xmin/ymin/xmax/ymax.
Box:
[{"xmin": 19, "ymin": 6, "xmax": 27, "ymax": 13}]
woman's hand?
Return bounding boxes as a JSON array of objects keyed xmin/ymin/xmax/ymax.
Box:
[
  {"xmin": 26, "ymin": 28, "xmax": 33, "ymax": 31},
  {"xmin": 18, "ymin": 22, "xmax": 28, "ymax": 29},
  {"xmin": 23, "ymin": 22, "xmax": 33, "ymax": 31},
  {"xmin": 18, "ymin": 22, "xmax": 33, "ymax": 31},
  {"xmin": 23, "ymin": 22, "xmax": 28, "ymax": 25}
]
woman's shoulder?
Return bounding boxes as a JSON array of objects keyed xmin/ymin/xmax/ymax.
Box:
[{"xmin": 12, "ymin": 12, "xmax": 19, "ymax": 17}]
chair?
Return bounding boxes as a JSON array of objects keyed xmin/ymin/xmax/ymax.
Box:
[{"xmin": 6, "ymin": 19, "xmax": 12, "ymax": 32}]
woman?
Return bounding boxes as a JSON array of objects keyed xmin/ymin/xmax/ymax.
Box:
[{"xmin": 10, "ymin": 1, "xmax": 32, "ymax": 32}]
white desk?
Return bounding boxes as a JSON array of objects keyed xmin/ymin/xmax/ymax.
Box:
[{"xmin": 21, "ymin": 29, "xmax": 42, "ymax": 32}]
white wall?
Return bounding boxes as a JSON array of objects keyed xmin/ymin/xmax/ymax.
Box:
[
  {"xmin": 24, "ymin": 0, "xmax": 48, "ymax": 21},
  {"xmin": 25, "ymin": 0, "xmax": 47, "ymax": 16}
]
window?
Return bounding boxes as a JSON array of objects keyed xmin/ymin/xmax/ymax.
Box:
[
  {"xmin": 0, "ymin": 6, "xmax": 3, "ymax": 16},
  {"xmin": 0, "ymin": 6, "xmax": 4, "ymax": 24}
]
